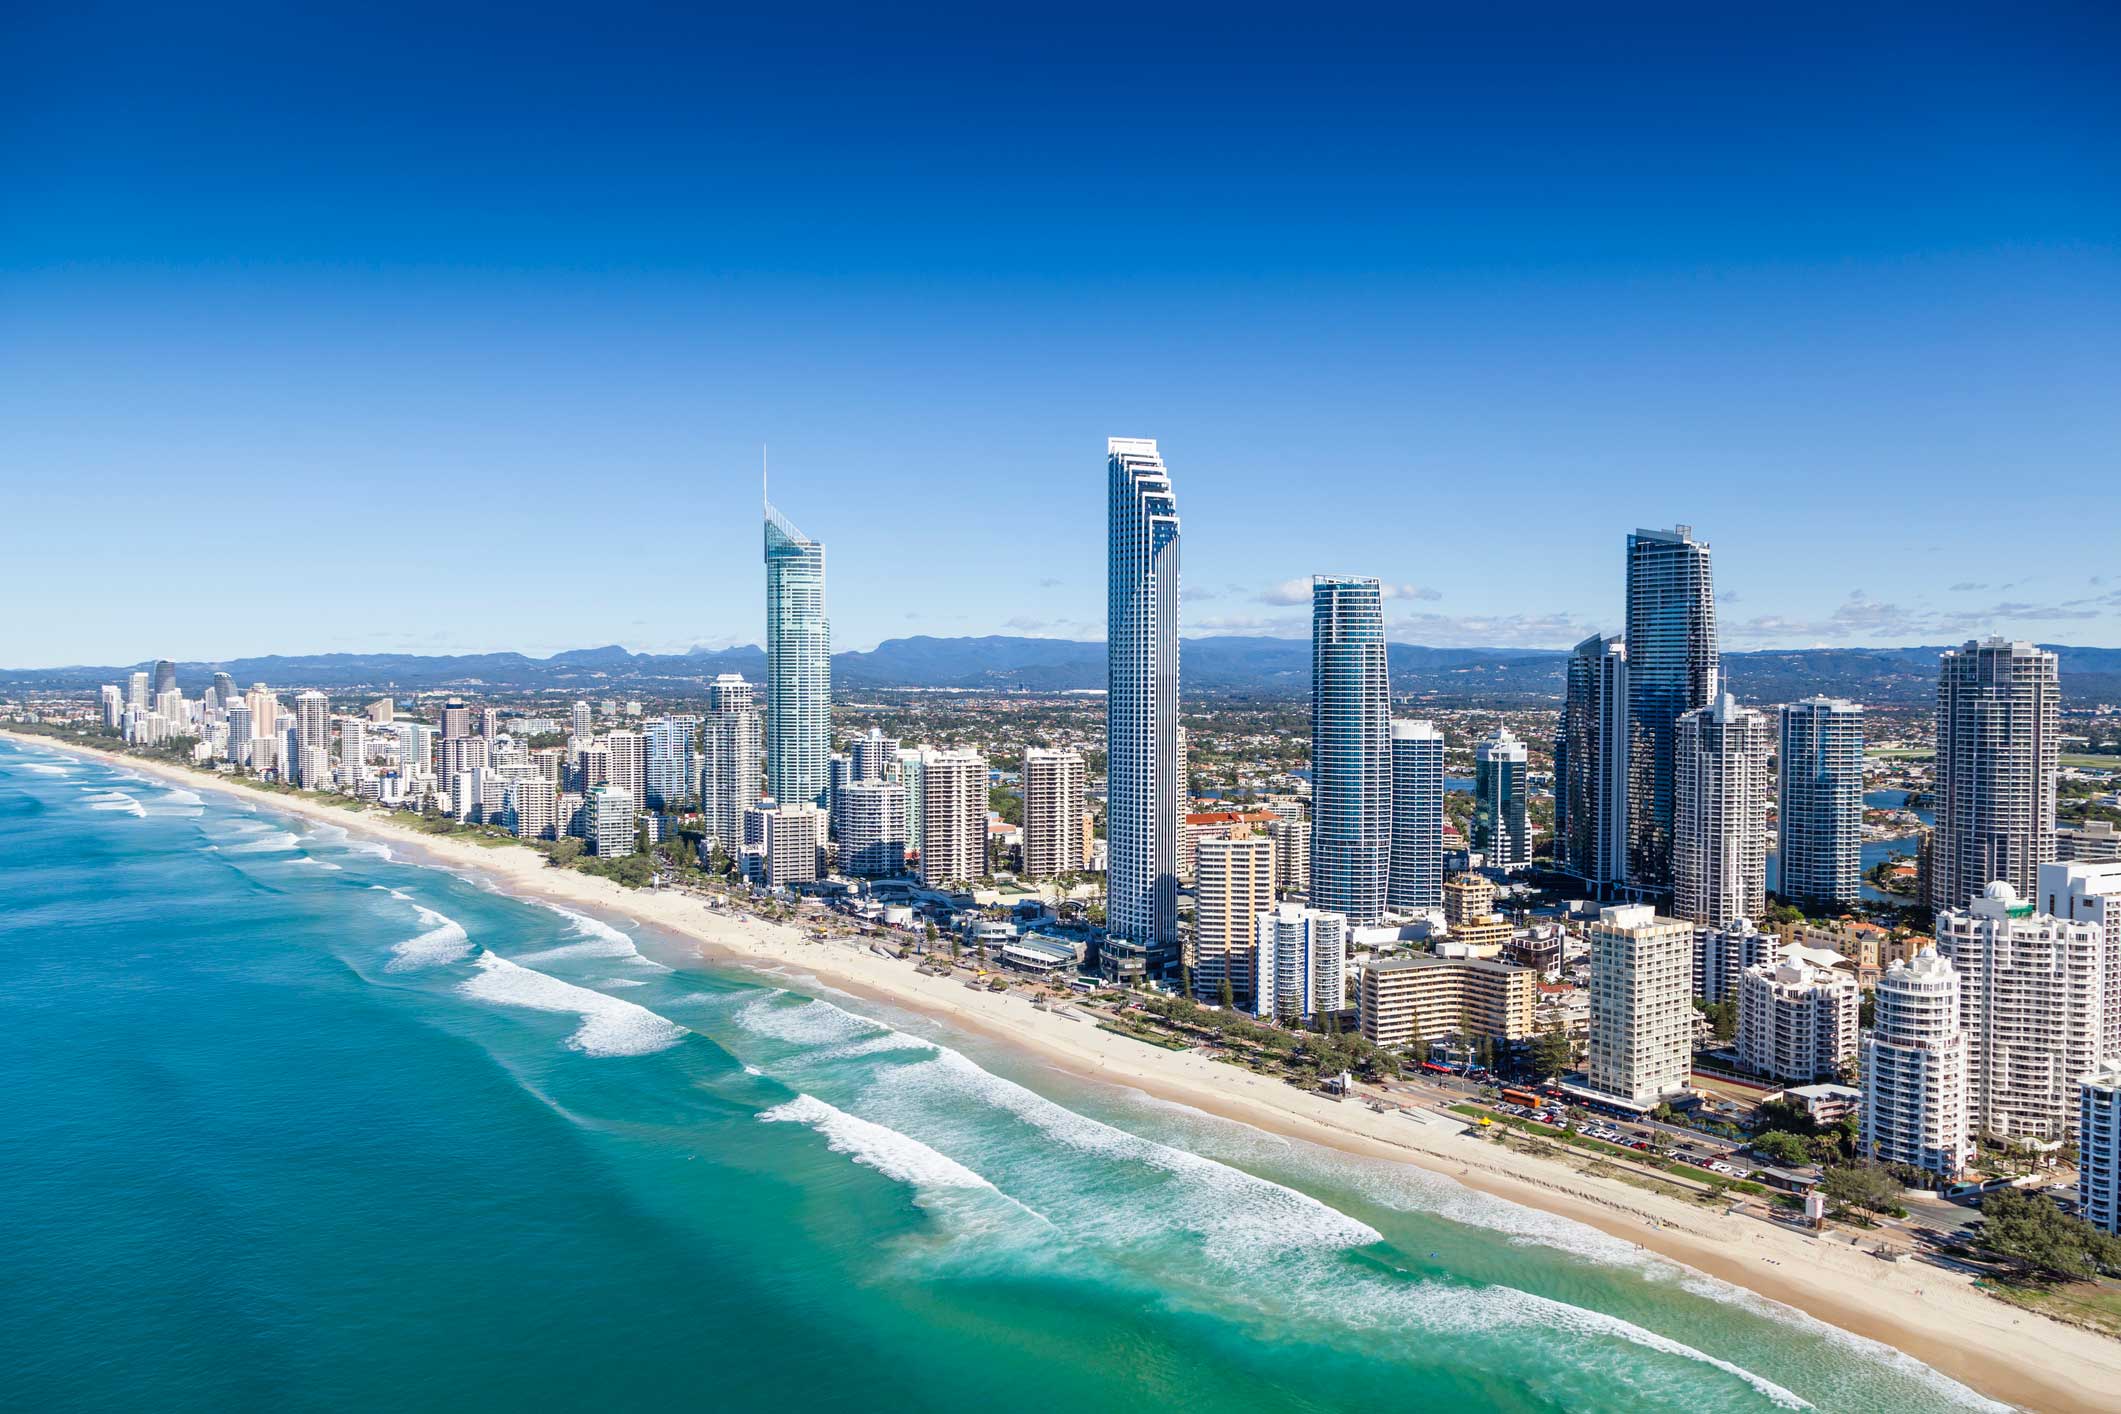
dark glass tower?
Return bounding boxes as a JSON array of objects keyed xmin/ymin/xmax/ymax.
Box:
[{"xmin": 1623, "ymin": 527, "xmax": 1718, "ymax": 895}]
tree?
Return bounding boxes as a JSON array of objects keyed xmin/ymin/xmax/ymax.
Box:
[
  {"xmin": 1218, "ymin": 976, "xmax": 1235, "ymax": 1011},
  {"xmin": 1821, "ymin": 1163, "xmax": 1901, "ymax": 1221},
  {"xmin": 1978, "ymin": 1188, "xmax": 2121, "ymax": 1282},
  {"xmin": 1693, "ymin": 997, "xmax": 1737, "ymax": 1043},
  {"xmin": 1751, "ymin": 1131, "xmax": 1810, "ymax": 1166},
  {"xmin": 1526, "ymin": 1017, "xmax": 1572, "ymax": 1080}
]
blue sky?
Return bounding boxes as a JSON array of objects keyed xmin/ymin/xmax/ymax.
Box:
[{"xmin": 4, "ymin": 2, "xmax": 2117, "ymax": 666}]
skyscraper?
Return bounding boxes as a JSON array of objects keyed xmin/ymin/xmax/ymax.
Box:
[
  {"xmin": 210, "ymin": 671, "xmax": 237, "ymax": 710},
  {"xmin": 1623, "ymin": 527, "xmax": 1718, "ymax": 896},
  {"xmin": 440, "ymin": 699, "xmax": 472, "ymax": 740},
  {"xmin": 917, "ymin": 748, "xmax": 988, "ymax": 887},
  {"xmin": 1472, "ymin": 726, "xmax": 1530, "ymax": 871},
  {"xmin": 1020, "ymin": 747, "xmax": 1087, "ymax": 881},
  {"xmin": 849, "ymin": 727, "xmax": 899, "ymax": 783},
  {"xmin": 765, "ymin": 494, "xmax": 830, "ymax": 810},
  {"xmin": 644, "ymin": 715, "xmax": 699, "ymax": 812},
  {"xmin": 1673, "ymin": 693, "xmax": 1771, "ymax": 928},
  {"xmin": 1585, "ymin": 904, "xmax": 1694, "ymax": 1108},
  {"xmin": 701, "ymin": 675, "xmax": 762, "ymax": 855},
  {"xmin": 1104, "ymin": 437, "xmax": 1181, "ymax": 983},
  {"xmin": 836, "ymin": 779, "xmax": 908, "ymax": 878},
  {"xmin": 1253, "ymin": 902, "xmax": 1349, "ymax": 1025},
  {"xmin": 1310, "ymin": 576, "xmax": 1390, "ymax": 927},
  {"xmin": 1191, "ymin": 833, "xmax": 1275, "ymax": 1005},
  {"xmin": 1387, "ymin": 719, "xmax": 1443, "ymax": 912},
  {"xmin": 1938, "ymin": 881, "xmax": 2105, "ymax": 1144},
  {"xmin": 294, "ymin": 691, "xmax": 332, "ymax": 789},
  {"xmin": 338, "ymin": 716, "xmax": 367, "ymax": 791},
  {"xmin": 603, "ymin": 729, "xmax": 646, "ymax": 811},
  {"xmin": 1930, "ymin": 638, "xmax": 2060, "ymax": 914},
  {"xmin": 1861, "ymin": 948, "xmax": 1972, "ymax": 1179},
  {"xmin": 151, "ymin": 659, "xmax": 177, "ymax": 698},
  {"xmin": 1556, "ymin": 633, "xmax": 1629, "ymax": 891},
  {"xmin": 1777, "ymin": 697, "xmax": 1864, "ymax": 910}
]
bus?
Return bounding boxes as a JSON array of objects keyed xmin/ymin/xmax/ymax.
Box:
[{"xmin": 1501, "ymin": 1087, "xmax": 1544, "ymax": 1108}]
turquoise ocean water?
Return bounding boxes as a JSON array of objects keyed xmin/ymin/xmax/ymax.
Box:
[{"xmin": 0, "ymin": 740, "xmax": 2002, "ymax": 1412}]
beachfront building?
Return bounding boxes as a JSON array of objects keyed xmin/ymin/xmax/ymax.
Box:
[
  {"xmin": 1624, "ymin": 526, "xmax": 1719, "ymax": 897},
  {"xmin": 1930, "ymin": 639, "xmax": 2060, "ymax": 914},
  {"xmin": 1672, "ymin": 693, "xmax": 1770, "ymax": 928},
  {"xmin": 1861, "ymin": 948, "xmax": 1972, "ymax": 1177},
  {"xmin": 1584, "ymin": 904, "xmax": 1694, "ymax": 1109},
  {"xmin": 2081, "ymin": 1061, "xmax": 2121, "ymax": 1234},
  {"xmin": 1555, "ymin": 633, "xmax": 1629, "ymax": 892},
  {"xmin": 1736, "ymin": 959, "xmax": 1859, "ymax": 1084},
  {"xmin": 2039, "ymin": 860, "xmax": 2121, "ymax": 1059},
  {"xmin": 644, "ymin": 715, "xmax": 699, "ymax": 812},
  {"xmin": 337, "ymin": 716, "xmax": 367, "ymax": 792},
  {"xmin": 917, "ymin": 748, "xmax": 988, "ymax": 887},
  {"xmin": 1938, "ymin": 881, "xmax": 2107, "ymax": 1144},
  {"xmin": 504, "ymin": 776, "xmax": 559, "ymax": 841},
  {"xmin": 745, "ymin": 801, "xmax": 825, "ymax": 889},
  {"xmin": 1358, "ymin": 954, "xmax": 1536, "ymax": 1050},
  {"xmin": 1311, "ymin": 576, "xmax": 1391, "ymax": 926},
  {"xmin": 1253, "ymin": 902, "xmax": 1348, "ymax": 1025},
  {"xmin": 1104, "ymin": 437, "xmax": 1182, "ymax": 983},
  {"xmin": 701, "ymin": 675, "xmax": 762, "ymax": 856},
  {"xmin": 1387, "ymin": 719, "xmax": 1443, "ymax": 911},
  {"xmin": 764, "ymin": 495, "xmax": 831, "ymax": 810},
  {"xmin": 1020, "ymin": 747, "xmax": 1088, "ymax": 880},
  {"xmin": 1192, "ymin": 833, "xmax": 1276, "ymax": 1006},
  {"xmin": 836, "ymin": 779, "xmax": 908, "ymax": 879},
  {"xmin": 585, "ymin": 783, "xmax": 636, "ymax": 858},
  {"xmin": 1777, "ymin": 697, "xmax": 1864, "ymax": 910},
  {"xmin": 1472, "ymin": 726, "xmax": 1530, "ymax": 871}
]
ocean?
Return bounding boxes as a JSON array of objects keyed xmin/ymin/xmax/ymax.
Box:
[{"xmin": 0, "ymin": 739, "xmax": 2000, "ymax": 1413}]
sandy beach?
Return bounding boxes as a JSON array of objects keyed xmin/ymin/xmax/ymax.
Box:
[{"xmin": 12, "ymin": 730, "xmax": 2119, "ymax": 1412}]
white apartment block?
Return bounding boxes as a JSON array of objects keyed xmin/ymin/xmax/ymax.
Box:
[
  {"xmin": 1585, "ymin": 904, "xmax": 1694, "ymax": 1108},
  {"xmin": 746, "ymin": 801, "xmax": 824, "ymax": 890},
  {"xmin": 2040, "ymin": 860, "xmax": 2121, "ymax": 1059},
  {"xmin": 1861, "ymin": 947, "xmax": 1972, "ymax": 1178},
  {"xmin": 2081, "ymin": 1059, "xmax": 2121, "ymax": 1234},
  {"xmin": 504, "ymin": 777, "xmax": 559, "ymax": 840},
  {"xmin": 1737, "ymin": 959, "xmax": 1858, "ymax": 1084},
  {"xmin": 1938, "ymin": 881, "xmax": 2107, "ymax": 1144},
  {"xmin": 1695, "ymin": 917, "xmax": 1779, "ymax": 1004},
  {"xmin": 586, "ymin": 784, "xmax": 636, "ymax": 859},
  {"xmin": 1021, "ymin": 747, "xmax": 1088, "ymax": 881},
  {"xmin": 1673, "ymin": 693, "xmax": 1770, "ymax": 928},
  {"xmin": 917, "ymin": 749, "xmax": 987, "ymax": 886},
  {"xmin": 1192, "ymin": 833, "xmax": 1275, "ymax": 1005},
  {"xmin": 1253, "ymin": 902, "xmax": 1348, "ymax": 1025}
]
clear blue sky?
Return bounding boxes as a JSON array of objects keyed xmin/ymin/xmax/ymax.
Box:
[{"xmin": 5, "ymin": 2, "xmax": 2117, "ymax": 666}]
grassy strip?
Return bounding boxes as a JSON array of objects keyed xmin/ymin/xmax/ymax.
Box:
[
  {"xmin": 1982, "ymin": 1277, "xmax": 2121, "ymax": 1341},
  {"xmin": 1449, "ymin": 1106, "xmax": 1758, "ymax": 1190},
  {"xmin": 1097, "ymin": 1022, "xmax": 1191, "ymax": 1051}
]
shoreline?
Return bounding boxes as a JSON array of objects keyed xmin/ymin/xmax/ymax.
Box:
[{"xmin": 9, "ymin": 731, "xmax": 2117, "ymax": 1412}]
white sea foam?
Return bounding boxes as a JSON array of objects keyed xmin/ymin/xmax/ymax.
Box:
[
  {"xmin": 304, "ymin": 823, "xmax": 349, "ymax": 844},
  {"xmin": 761, "ymin": 1094, "xmax": 997, "ymax": 1193},
  {"xmin": 346, "ymin": 840, "xmax": 394, "ymax": 860},
  {"xmin": 86, "ymin": 792, "xmax": 146, "ymax": 816},
  {"xmin": 525, "ymin": 903, "xmax": 670, "ymax": 970},
  {"xmin": 734, "ymin": 993, "xmax": 896, "ymax": 1048},
  {"xmin": 821, "ymin": 1032, "xmax": 941, "ymax": 1061},
  {"xmin": 459, "ymin": 953, "xmax": 686, "ymax": 1057},
  {"xmin": 598, "ymin": 976, "xmax": 647, "ymax": 989},
  {"xmin": 20, "ymin": 762, "xmax": 73, "ymax": 775},
  {"xmin": 386, "ymin": 904, "xmax": 472, "ymax": 972},
  {"xmin": 873, "ymin": 1048, "xmax": 1381, "ymax": 1257},
  {"xmin": 224, "ymin": 830, "xmax": 302, "ymax": 853}
]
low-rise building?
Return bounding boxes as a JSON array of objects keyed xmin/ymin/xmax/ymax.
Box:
[{"xmin": 1358, "ymin": 954, "xmax": 1536, "ymax": 1049}]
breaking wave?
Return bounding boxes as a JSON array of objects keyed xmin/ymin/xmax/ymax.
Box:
[{"xmin": 459, "ymin": 953, "xmax": 686, "ymax": 1057}]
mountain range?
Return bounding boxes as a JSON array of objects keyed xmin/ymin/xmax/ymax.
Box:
[{"xmin": 9, "ymin": 637, "xmax": 2121, "ymax": 705}]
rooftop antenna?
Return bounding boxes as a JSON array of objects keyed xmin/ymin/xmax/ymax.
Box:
[{"xmin": 762, "ymin": 444, "xmax": 768, "ymax": 510}]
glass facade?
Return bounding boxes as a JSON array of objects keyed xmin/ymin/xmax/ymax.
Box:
[
  {"xmin": 1311, "ymin": 577, "xmax": 1390, "ymax": 926},
  {"xmin": 1623, "ymin": 527, "xmax": 1718, "ymax": 895},
  {"xmin": 764, "ymin": 501, "xmax": 830, "ymax": 810}
]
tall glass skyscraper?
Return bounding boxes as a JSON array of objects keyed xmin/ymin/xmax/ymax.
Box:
[
  {"xmin": 1930, "ymin": 638, "xmax": 2059, "ymax": 914},
  {"xmin": 1556, "ymin": 633, "xmax": 1628, "ymax": 891},
  {"xmin": 1777, "ymin": 697, "xmax": 1864, "ymax": 909},
  {"xmin": 1104, "ymin": 438, "xmax": 1182, "ymax": 983},
  {"xmin": 1387, "ymin": 719, "xmax": 1443, "ymax": 911},
  {"xmin": 1311, "ymin": 577, "xmax": 1391, "ymax": 927},
  {"xmin": 1623, "ymin": 526, "xmax": 1718, "ymax": 896},
  {"xmin": 1473, "ymin": 726, "xmax": 1531, "ymax": 871},
  {"xmin": 764, "ymin": 495, "xmax": 830, "ymax": 810}
]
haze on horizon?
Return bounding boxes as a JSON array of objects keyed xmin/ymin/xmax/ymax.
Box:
[{"xmin": 5, "ymin": 3, "xmax": 2117, "ymax": 667}]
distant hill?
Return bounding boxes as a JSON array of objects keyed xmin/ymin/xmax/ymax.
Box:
[{"xmin": 6, "ymin": 638, "xmax": 2119, "ymax": 705}]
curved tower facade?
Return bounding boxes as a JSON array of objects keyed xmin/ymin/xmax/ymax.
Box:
[
  {"xmin": 764, "ymin": 498, "xmax": 830, "ymax": 810},
  {"xmin": 1104, "ymin": 438, "xmax": 1181, "ymax": 982},
  {"xmin": 1624, "ymin": 526, "xmax": 1718, "ymax": 895},
  {"xmin": 1311, "ymin": 577, "xmax": 1391, "ymax": 927}
]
